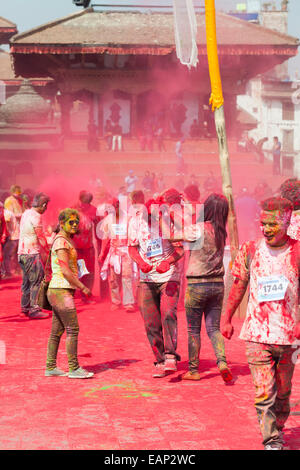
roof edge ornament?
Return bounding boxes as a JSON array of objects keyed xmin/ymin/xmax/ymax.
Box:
[{"xmin": 73, "ymin": 0, "xmax": 91, "ymax": 7}]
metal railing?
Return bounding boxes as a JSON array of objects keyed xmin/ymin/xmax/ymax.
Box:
[{"xmin": 73, "ymin": 1, "xmax": 204, "ymax": 10}]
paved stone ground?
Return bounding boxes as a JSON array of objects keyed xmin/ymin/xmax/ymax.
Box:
[{"xmin": 1, "ymin": 278, "xmax": 300, "ymax": 451}]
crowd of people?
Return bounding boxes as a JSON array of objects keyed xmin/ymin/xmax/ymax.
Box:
[
  {"xmin": 100, "ymin": 112, "xmax": 214, "ymax": 155},
  {"xmin": 1, "ymin": 175, "xmax": 300, "ymax": 450},
  {"xmin": 237, "ymin": 134, "xmax": 285, "ymax": 176}
]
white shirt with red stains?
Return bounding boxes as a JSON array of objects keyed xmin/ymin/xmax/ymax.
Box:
[
  {"xmin": 17, "ymin": 208, "xmax": 43, "ymax": 255},
  {"xmin": 231, "ymin": 238, "xmax": 300, "ymax": 345},
  {"xmin": 99, "ymin": 213, "xmax": 130, "ymax": 273},
  {"xmin": 128, "ymin": 214, "xmax": 183, "ymax": 283}
]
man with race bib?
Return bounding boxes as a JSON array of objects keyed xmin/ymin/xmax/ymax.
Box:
[
  {"xmin": 222, "ymin": 197, "xmax": 300, "ymax": 450},
  {"xmin": 128, "ymin": 191, "xmax": 184, "ymax": 378}
]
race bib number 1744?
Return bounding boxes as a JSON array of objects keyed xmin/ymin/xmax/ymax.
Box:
[{"xmin": 257, "ymin": 275, "xmax": 289, "ymax": 303}]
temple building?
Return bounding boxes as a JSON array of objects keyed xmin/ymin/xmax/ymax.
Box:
[
  {"xmin": 0, "ymin": 16, "xmax": 55, "ymax": 103},
  {"xmin": 0, "ymin": 48, "xmax": 55, "ymax": 102},
  {"xmin": 0, "ymin": 5, "xmax": 298, "ymax": 192},
  {"xmin": 0, "ymin": 18, "xmax": 60, "ymax": 189},
  {"xmin": 0, "ymin": 16, "xmax": 17, "ymax": 103},
  {"xmin": 9, "ymin": 6, "xmax": 299, "ymax": 139}
]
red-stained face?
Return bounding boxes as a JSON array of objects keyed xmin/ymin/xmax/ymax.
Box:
[{"xmin": 260, "ymin": 210, "xmax": 290, "ymax": 247}]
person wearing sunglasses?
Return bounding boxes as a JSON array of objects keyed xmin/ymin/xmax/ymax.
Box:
[{"xmin": 45, "ymin": 208, "xmax": 94, "ymax": 379}]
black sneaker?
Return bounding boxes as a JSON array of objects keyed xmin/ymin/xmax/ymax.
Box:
[
  {"xmin": 20, "ymin": 309, "xmax": 30, "ymax": 318},
  {"xmin": 29, "ymin": 310, "xmax": 49, "ymax": 319}
]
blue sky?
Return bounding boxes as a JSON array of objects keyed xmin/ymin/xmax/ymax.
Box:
[{"xmin": 1, "ymin": 0, "xmax": 299, "ymax": 73}]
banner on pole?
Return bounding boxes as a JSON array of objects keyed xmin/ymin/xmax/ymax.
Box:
[{"xmin": 173, "ymin": 0, "xmax": 199, "ymax": 69}]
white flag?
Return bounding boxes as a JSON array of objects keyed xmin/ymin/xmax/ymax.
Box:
[
  {"xmin": 173, "ymin": 0, "xmax": 199, "ymax": 69},
  {"xmin": 77, "ymin": 259, "xmax": 90, "ymax": 279}
]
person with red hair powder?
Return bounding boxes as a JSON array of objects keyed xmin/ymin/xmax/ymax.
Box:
[
  {"xmin": 222, "ymin": 197, "xmax": 300, "ymax": 450},
  {"xmin": 279, "ymin": 179, "xmax": 300, "ymax": 241},
  {"xmin": 128, "ymin": 189, "xmax": 184, "ymax": 378}
]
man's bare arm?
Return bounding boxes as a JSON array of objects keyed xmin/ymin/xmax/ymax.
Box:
[
  {"xmin": 128, "ymin": 246, "xmax": 152, "ymax": 273},
  {"xmin": 221, "ymin": 278, "xmax": 248, "ymax": 340}
]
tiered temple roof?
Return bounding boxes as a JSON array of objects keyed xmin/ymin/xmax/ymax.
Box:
[
  {"xmin": 0, "ymin": 49, "xmax": 51, "ymax": 88},
  {"xmin": 10, "ymin": 7, "xmax": 299, "ymax": 79},
  {"xmin": 0, "ymin": 17, "xmax": 17, "ymax": 45}
]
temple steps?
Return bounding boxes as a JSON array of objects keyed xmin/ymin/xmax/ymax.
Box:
[
  {"xmin": 0, "ymin": 138, "xmax": 290, "ymax": 195},
  {"xmin": 42, "ymin": 148, "xmax": 286, "ymax": 194},
  {"xmin": 65, "ymin": 136, "xmax": 221, "ymax": 154}
]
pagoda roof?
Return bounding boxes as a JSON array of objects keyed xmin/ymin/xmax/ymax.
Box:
[
  {"xmin": 0, "ymin": 17, "xmax": 17, "ymax": 44},
  {"xmin": 10, "ymin": 7, "xmax": 299, "ymax": 56},
  {"xmin": 0, "ymin": 49, "xmax": 52, "ymax": 86}
]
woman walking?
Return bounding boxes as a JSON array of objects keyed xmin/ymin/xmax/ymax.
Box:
[
  {"xmin": 45, "ymin": 208, "xmax": 94, "ymax": 379},
  {"xmin": 183, "ymin": 194, "xmax": 232, "ymax": 382}
]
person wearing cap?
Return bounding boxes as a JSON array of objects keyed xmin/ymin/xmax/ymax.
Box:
[{"xmin": 18, "ymin": 192, "xmax": 50, "ymax": 319}]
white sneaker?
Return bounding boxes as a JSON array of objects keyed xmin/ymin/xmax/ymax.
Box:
[
  {"xmin": 164, "ymin": 357, "xmax": 177, "ymax": 372},
  {"xmin": 152, "ymin": 363, "xmax": 166, "ymax": 378},
  {"xmin": 264, "ymin": 443, "xmax": 283, "ymax": 450},
  {"xmin": 68, "ymin": 367, "xmax": 94, "ymax": 379},
  {"xmin": 45, "ymin": 368, "xmax": 67, "ymax": 377}
]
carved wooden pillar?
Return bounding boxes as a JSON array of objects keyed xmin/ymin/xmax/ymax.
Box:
[
  {"xmin": 198, "ymin": 95, "xmax": 205, "ymax": 134},
  {"xmin": 58, "ymin": 92, "xmax": 73, "ymax": 137},
  {"xmin": 130, "ymin": 93, "xmax": 138, "ymax": 137},
  {"xmin": 87, "ymin": 92, "xmax": 99, "ymax": 152},
  {"xmin": 88, "ymin": 93, "xmax": 95, "ymax": 128},
  {"xmin": 98, "ymin": 95, "xmax": 103, "ymax": 137}
]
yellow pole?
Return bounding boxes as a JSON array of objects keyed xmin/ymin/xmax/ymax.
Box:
[
  {"xmin": 205, "ymin": 0, "xmax": 239, "ymax": 262},
  {"xmin": 204, "ymin": 0, "xmax": 224, "ymax": 112}
]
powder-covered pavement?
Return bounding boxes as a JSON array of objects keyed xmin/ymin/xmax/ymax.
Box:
[{"xmin": 1, "ymin": 278, "xmax": 300, "ymax": 451}]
